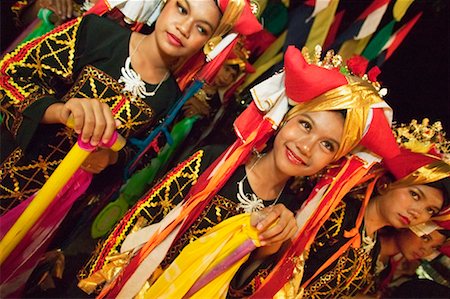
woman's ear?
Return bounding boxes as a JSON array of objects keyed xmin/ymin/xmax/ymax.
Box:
[{"xmin": 376, "ymin": 174, "xmax": 393, "ymax": 195}]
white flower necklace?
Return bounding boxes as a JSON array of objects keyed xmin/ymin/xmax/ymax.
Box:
[
  {"xmin": 361, "ymin": 224, "xmax": 377, "ymax": 255},
  {"xmin": 236, "ymin": 154, "xmax": 285, "ymax": 213},
  {"xmin": 119, "ymin": 35, "xmax": 169, "ymax": 100}
]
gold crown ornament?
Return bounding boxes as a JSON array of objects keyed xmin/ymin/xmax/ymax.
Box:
[{"xmin": 392, "ymin": 118, "xmax": 449, "ymax": 163}]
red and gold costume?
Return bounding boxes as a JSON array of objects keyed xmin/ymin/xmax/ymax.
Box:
[{"xmin": 78, "ymin": 46, "xmax": 397, "ymax": 298}]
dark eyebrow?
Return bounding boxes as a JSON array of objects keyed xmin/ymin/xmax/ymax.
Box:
[
  {"xmin": 182, "ymin": 0, "xmax": 190, "ymax": 10},
  {"xmin": 184, "ymin": 0, "xmax": 216, "ymax": 32}
]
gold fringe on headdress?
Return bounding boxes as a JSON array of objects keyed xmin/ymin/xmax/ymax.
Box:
[
  {"xmin": 203, "ymin": 0, "xmax": 246, "ymax": 55},
  {"xmin": 389, "ymin": 119, "xmax": 450, "ymax": 189},
  {"xmin": 393, "ymin": 118, "xmax": 450, "ymax": 162}
]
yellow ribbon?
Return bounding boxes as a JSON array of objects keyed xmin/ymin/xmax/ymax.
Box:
[{"xmin": 144, "ymin": 213, "xmax": 260, "ymax": 299}]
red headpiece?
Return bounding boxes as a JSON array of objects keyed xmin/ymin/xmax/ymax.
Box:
[
  {"xmin": 216, "ymin": 0, "xmax": 262, "ymax": 35},
  {"xmin": 283, "ymin": 45, "xmax": 400, "ymax": 160}
]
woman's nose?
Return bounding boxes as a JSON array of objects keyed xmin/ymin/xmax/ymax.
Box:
[
  {"xmin": 408, "ymin": 208, "xmax": 420, "ymax": 220},
  {"xmin": 297, "ymin": 139, "xmax": 312, "ymax": 157},
  {"xmin": 177, "ymin": 20, "xmax": 192, "ymax": 38}
]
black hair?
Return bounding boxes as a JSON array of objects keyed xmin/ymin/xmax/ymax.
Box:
[
  {"xmin": 227, "ymin": 64, "xmax": 241, "ymax": 73},
  {"xmin": 426, "ymin": 177, "xmax": 450, "ymax": 211},
  {"xmin": 335, "ymin": 109, "xmax": 347, "ymax": 119},
  {"xmin": 436, "ymin": 228, "xmax": 450, "ymax": 239}
]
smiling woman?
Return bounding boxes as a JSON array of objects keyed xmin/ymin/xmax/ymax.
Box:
[
  {"xmin": 77, "ymin": 45, "xmax": 396, "ymax": 298},
  {"xmin": 0, "ymin": 0, "xmax": 261, "ymax": 296},
  {"xmin": 272, "ymin": 111, "xmax": 345, "ymax": 178}
]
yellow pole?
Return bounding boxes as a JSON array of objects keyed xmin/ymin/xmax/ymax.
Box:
[
  {"xmin": 0, "ymin": 146, "xmax": 90, "ymax": 264},
  {"xmin": 0, "ymin": 132, "xmax": 125, "ymax": 264}
]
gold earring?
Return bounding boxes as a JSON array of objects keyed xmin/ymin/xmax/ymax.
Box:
[{"xmin": 378, "ymin": 183, "xmax": 389, "ymax": 194}]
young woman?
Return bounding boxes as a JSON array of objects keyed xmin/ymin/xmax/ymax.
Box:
[
  {"xmin": 0, "ymin": 0, "xmax": 261, "ymax": 213},
  {"xmin": 0, "ymin": 0, "xmax": 260, "ymax": 296},
  {"xmin": 278, "ymin": 149, "xmax": 450, "ymax": 299},
  {"xmin": 78, "ymin": 45, "xmax": 396, "ymax": 298}
]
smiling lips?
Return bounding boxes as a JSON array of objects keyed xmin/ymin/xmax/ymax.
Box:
[
  {"xmin": 286, "ymin": 148, "xmax": 305, "ymax": 166},
  {"xmin": 167, "ymin": 32, "xmax": 183, "ymax": 47}
]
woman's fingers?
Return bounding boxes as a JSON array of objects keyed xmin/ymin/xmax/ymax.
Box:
[
  {"xmin": 252, "ymin": 204, "xmax": 297, "ymax": 246},
  {"xmin": 101, "ymin": 103, "xmax": 117, "ymax": 144},
  {"xmin": 89, "ymin": 100, "xmax": 106, "ymax": 146},
  {"xmin": 79, "ymin": 100, "xmax": 96, "ymax": 143},
  {"xmin": 182, "ymin": 98, "xmax": 210, "ymax": 117},
  {"xmin": 63, "ymin": 98, "xmax": 116, "ymax": 145},
  {"xmin": 54, "ymin": 0, "xmax": 73, "ymax": 19},
  {"xmin": 63, "ymin": 99, "xmax": 85, "ymax": 134},
  {"xmin": 54, "ymin": 0, "xmax": 61, "ymax": 15},
  {"xmin": 80, "ymin": 149, "xmax": 114, "ymax": 174},
  {"xmin": 190, "ymin": 98, "xmax": 210, "ymax": 116},
  {"xmin": 65, "ymin": 0, "xmax": 73, "ymax": 19}
]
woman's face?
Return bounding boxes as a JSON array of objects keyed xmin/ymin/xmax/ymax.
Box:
[
  {"xmin": 155, "ymin": 0, "xmax": 221, "ymax": 59},
  {"xmin": 396, "ymin": 229, "xmax": 446, "ymax": 261},
  {"xmin": 271, "ymin": 111, "xmax": 344, "ymax": 178},
  {"xmin": 377, "ymin": 185, "xmax": 444, "ymax": 228}
]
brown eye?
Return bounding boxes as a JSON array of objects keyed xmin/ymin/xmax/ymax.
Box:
[
  {"xmin": 410, "ymin": 190, "xmax": 419, "ymax": 201},
  {"xmin": 177, "ymin": 2, "xmax": 187, "ymax": 14},
  {"xmin": 196, "ymin": 25, "xmax": 207, "ymax": 35},
  {"xmin": 299, "ymin": 120, "xmax": 311, "ymax": 131},
  {"xmin": 421, "ymin": 235, "xmax": 432, "ymax": 242},
  {"xmin": 321, "ymin": 141, "xmax": 335, "ymax": 152}
]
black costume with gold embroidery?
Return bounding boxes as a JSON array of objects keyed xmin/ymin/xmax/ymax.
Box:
[
  {"xmin": 80, "ymin": 146, "xmax": 300, "ymax": 292},
  {"xmin": 300, "ymin": 195, "xmax": 381, "ymax": 298},
  {"xmin": 0, "ymin": 15, "xmax": 181, "ymax": 214}
]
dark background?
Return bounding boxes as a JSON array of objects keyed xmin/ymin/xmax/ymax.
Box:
[
  {"xmin": 338, "ymin": 0, "xmax": 449, "ymax": 131},
  {"xmin": 1, "ymin": 0, "xmax": 449, "ymax": 131},
  {"xmin": 380, "ymin": 0, "xmax": 449, "ymax": 131}
]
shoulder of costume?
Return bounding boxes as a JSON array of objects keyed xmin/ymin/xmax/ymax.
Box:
[
  {"xmin": 196, "ymin": 144, "xmax": 229, "ymax": 166},
  {"xmin": 80, "ymin": 14, "xmax": 130, "ymax": 36},
  {"xmin": 331, "ymin": 195, "xmax": 363, "ymax": 227}
]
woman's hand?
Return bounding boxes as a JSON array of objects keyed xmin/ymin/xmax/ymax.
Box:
[
  {"xmin": 39, "ymin": 0, "xmax": 74, "ymax": 22},
  {"xmin": 43, "ymin": 98, "xmax": 118, "ymax": 146},
  {"xmin": 80, "ymin": 148, "xmax": 118, "ymax": 174},
  {"xmin": 182, "ymin": 97, "xmax": 211, "ymax": 118},
  {"xmin": 251, "ymin": 204, "xmax": 298, "ymax": 247}
]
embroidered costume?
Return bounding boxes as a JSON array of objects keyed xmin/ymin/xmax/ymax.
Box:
[
  {"xmin": 78, "ymin": 45, "xmax": 397, "ymax": 298},
  {"xmin": 301, "ymin": 194, "xmax": 380, "ymax": 298},
  {"xmin": 79, "ymin": 145, "xmax": 301, "ymax": 293},
  {"xmin": 0, "ymin": 14, "xmax": 181, "ymax": 214}
]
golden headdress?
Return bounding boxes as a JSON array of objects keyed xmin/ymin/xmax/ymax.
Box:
[
  {"xmin": 281, "ymin": 45, "xmax": 397, "ymax": 161},
  {"xmin": 385, "ymin": 119, "xmax": 450, "ymax": 208}
]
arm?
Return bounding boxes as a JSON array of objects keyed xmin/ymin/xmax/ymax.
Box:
[
  {"xmin": 1, "ymin": 17, "xmax": 117, "ymax": 152},
  {"xmin": 1, "ymin": 18, "xmax": 80, "ymax": 151}
]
